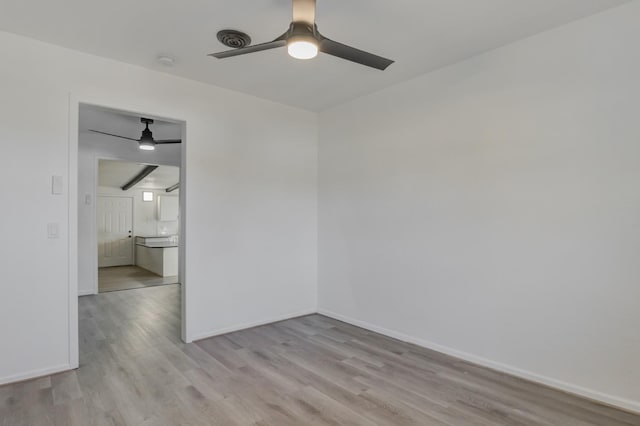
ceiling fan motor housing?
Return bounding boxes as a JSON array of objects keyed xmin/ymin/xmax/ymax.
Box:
[
  {"xmin": 141, "ymin": 118, "xmax": 154, "ymax": 142},
  {"xmin": 290, "ymin": 22, "xmax": 316, "ymax": 37}
]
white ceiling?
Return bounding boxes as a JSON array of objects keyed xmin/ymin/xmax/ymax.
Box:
[
  {"xmin": 98, "ymin": 159, "xmax": 180, "ymax": 191},
  {"xmin": 0, "ymin": 0, "xmax": 629, "ymax": 111}
]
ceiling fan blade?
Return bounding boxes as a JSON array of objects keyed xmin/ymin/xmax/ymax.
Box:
[
  {"xmin": 318, "ymin": 36, "xmax": 394, "ymax": 71},
  {"xmin": 209, "ymin": 39, "xmax": 287, "ymax": 59},
  {"xmin": 89, "ymin": 129, "xmax": 140, "ymax": 141},
  {"xmin": 154, "ymin": 139, "xmax": 182, "ymax": 144},
  {"xmin": 292, "ymin": 0, "xmax": 316, "ymax": 25}
]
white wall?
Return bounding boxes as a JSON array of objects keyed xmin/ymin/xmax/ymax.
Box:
[
  {"xmin": 0, "ymin": 30, "xmax": 317, "ymax": 384},
  {"xmin": 318, "ymin": 2, "xmax": 640, "ymax": 412}
]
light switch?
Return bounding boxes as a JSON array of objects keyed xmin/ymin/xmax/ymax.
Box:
[
  {"xmin": 52, "ymin": 175, "xmax": 63, "ymax": 195},
  {"xmin": 85, "ymin": 194, "xmax": 92, "ymax": 205},
  {"xmin": 47, "ymin": 223, "xmax": 59, "ymax": 239}
]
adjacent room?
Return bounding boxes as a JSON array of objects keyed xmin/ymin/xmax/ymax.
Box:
[
  {"xmin": 97, "ymin": 159, "xmax": 180, "ymax": 292},
  {"xmin": 1, "ymin": 0, "xmax": 639, "ymax": 425}
]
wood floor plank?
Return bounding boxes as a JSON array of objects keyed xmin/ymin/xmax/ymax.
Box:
[
  {"xmin": 51, "ymin": 371, "xmax": 83, "ymax": 406},
  {"xmin": 98, "ymin": 265, "xmax": 178, "ymax": 293},
  {"xmin": 1, "ymin": 284, "xmax": 638, "ymax": 425}
]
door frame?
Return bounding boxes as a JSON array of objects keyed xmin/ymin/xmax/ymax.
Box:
[{"xmin": 69, "ymin": 94, "xmax": 189, "ymax": 370}]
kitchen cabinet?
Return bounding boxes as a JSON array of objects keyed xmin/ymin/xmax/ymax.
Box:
[
  {"xmin": 135, "ymin": 236, "xmax": 178, "ymax": 277},
  {"xmin": 158, "ymin": 196, "xmax": 179, "ymax": 221}
]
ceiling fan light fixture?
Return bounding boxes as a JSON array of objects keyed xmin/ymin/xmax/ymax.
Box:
[
  {"xmin": 139, "ymin": 141, "xmax": 156, "ymax": 151},
  {"xmin": 287, "ymin": 36, "xmax": 318, "ymax": 60}
]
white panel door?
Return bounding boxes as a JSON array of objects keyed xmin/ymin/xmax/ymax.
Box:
[{"xmin": 97, "ymin": 196, "xmax": 133, "ymax": 267}]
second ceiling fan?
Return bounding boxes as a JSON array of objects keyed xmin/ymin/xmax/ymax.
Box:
[
  {"xmin": 209, "ymin": 0, "xmax": 394, "ymax": 71},
  {"xmin": 90, "ymin": 118, "xmax": 181, "ymax": 151}
]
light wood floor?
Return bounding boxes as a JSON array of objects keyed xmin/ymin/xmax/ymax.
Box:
[
  {"xmin": 1, "ymin": 285, "xmax": 638, "ymax": 425},
  {"xmin": 98, "ymin": 265, "xmax": 178, "ymax": 293}
]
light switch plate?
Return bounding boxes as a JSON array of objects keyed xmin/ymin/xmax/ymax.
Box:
[
  {"xmin": 47, "ymin": 223, "xmax": 59, "ymax": 239},
  {"xmin": 52, "ymin": 175, "xmax": 63, "ymax": 195},
  {"xmin": 85, "ymin": 194, "xmax": 92, "ymax": 205}
]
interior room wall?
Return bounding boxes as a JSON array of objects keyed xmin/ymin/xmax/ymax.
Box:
[
  {"xmin": 318, "ymin": 2, "xmax": 640, "ymax": 412},
  {"xmin": 0, "ymin": 29, "xmax": 317, "ymax": 385}
]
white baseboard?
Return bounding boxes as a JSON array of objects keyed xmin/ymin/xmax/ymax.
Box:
[
  {"xmin": 78, "ymin": 289, "xmax": 97, "ymax": 296},
  {"xmin": 318, "ymin": 309, "xmax": 640, "ymax": 415},
  {"xmin": 191, "ymin": 308, "xmax": 317, "ymax": 342},
  {"xmin": 0, "ymin": 364, "xmax": 72, "ymax": 386}
]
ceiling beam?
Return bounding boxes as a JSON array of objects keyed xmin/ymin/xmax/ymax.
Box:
[
  {"xmin": 166, "ymin": 182, "xmax": 180, "ymax": 193},
  {"xmin": 121, "ymin": 165, "xmax": 158, "ymax": 191}
]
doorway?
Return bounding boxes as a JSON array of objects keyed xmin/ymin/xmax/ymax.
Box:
[
  {"xmin": 72, "ymin": 102, "xmax": 187, "ymax": 363},
  {"xmin": 95, "ymin": 159, "xmax": 181, "ymax": 293}
]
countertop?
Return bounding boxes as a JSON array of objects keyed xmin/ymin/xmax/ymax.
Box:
[{"xmin": 136, "ymin": 243, "xmax": 179, "ymax": 248}]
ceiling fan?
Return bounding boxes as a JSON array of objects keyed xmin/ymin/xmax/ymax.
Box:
[
  {"xmin": 89, "ymin": 118, "xmax": 181, "ymax": 151},
  {"xmin": 209, "ymin": 0, "xmax": 394, "ymax": 71}
]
